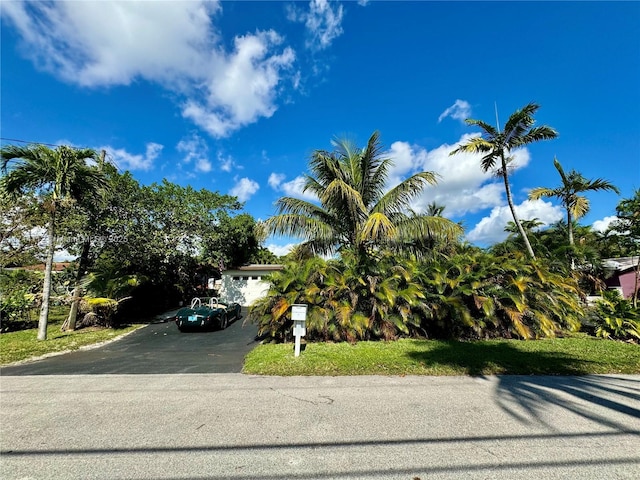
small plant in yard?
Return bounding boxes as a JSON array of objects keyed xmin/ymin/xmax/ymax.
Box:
[{"xmin": 590, "ymin": 289, "xmax": 640, "ymax": 341}]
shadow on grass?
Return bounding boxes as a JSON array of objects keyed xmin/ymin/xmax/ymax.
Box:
[
  {"xmin": 406, "ymin": 340, "xmax": 595, "ymax": 376},
  {"xmin": 407, "ymin": 340, "xmax": 640, "ymax": 431}
]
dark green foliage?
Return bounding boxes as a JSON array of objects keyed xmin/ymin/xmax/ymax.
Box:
[{"xmin": 0, "ymin": 269, "xmax": 42, "ymax": 332}]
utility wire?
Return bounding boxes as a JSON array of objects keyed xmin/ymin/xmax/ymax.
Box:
[{"xmin": 0, "ymin": 137, "xmax": 63, "ymax": 148}]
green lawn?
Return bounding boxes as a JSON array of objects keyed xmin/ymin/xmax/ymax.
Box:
[
  {"xmin": 0, "ymin": 305, "xmax": 142, "ymax": 365},
  {"xmin": 243, "ymin": 336, "xmax": 640, "ymax": 376},
  {"xmin": 4, "ymin": 307, "xmax": 639, "ymax": 375}
]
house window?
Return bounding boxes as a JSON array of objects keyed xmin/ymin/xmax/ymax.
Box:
[
  {"xmin": 242, "ymin": 276, "xmax": 249, "ymax": 280},
  {"xmin": 232, "ymin": 276, "xmax": 240, "ymax": 280},
  {"xmin": 251, "ymin": 276, "xmax": 259, "ymax": 280}
]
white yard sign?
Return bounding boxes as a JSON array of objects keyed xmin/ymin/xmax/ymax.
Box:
[{"xmin": 291, "ymin": 304, "xmax": 307, "ymax": 357}]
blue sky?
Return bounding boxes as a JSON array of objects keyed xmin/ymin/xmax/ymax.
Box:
[{"xmin": 2, "ymin": 1, "xmax": 639, "ymax": 256}]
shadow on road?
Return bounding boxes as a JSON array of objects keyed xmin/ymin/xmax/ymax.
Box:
[{"xmin": 494, "ymin": 375, "xmax": 640, "ymax": 431}]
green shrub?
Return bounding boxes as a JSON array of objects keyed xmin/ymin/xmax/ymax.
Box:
[
  {"xmin": 590, "ymin": 290, "xmax": 640, "ymax": 341},
  {"xmin": 0, "ymin": 270, "xmax": 42, "ymax": 332},
  {"xmin": 420, "ymin": 251, "xmax": 583, "ymax": 339}
]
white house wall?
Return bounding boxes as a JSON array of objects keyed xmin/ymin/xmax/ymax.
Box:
[{"xmin": 219, "ymin": 272, "xmax": 271, "ymax": 306}]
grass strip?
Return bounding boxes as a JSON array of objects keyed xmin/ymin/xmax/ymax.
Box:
[
  {"xmin": 243, "ymin": 336, "xmax": 640, "ymax": 376},
  {"xmin": 0, "ymin": 306, "xmax": 142, "ymax": 365}
]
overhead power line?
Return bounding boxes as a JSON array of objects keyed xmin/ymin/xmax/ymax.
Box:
[{"xmin": 0, "ymin": 137, "xmax": 63, "ymax": 148}]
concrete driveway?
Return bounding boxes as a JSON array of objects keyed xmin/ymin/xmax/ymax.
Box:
[{"xmin": 0, "ymin": 308, "xmax": 258, "ymax": 375}]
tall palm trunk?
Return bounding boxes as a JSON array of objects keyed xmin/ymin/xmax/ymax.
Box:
[
  {"xmin": 37, "ymin": 212, "xmax": 56, "ymax": 341},
  {"xmin": 501, "ymin": 153, "xmax": 536, "ymax": 260},
  {"xmin": 567, "ymin": 211, "xmax": 575, "ymax": 246},
  {"xmin": 567, "ymin": 210, "xmax": 576, "ymax": 270}
]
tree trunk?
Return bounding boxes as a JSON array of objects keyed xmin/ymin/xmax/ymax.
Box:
[
  {"xmin": 66, "ymin": 239, "xmax": 91, "ymax": 331},
  {"xmin": 567, "ymin": 210, "xmax": 576, "ymax": 270},
  {"xmin": 37, "ymin": 213, "xmax": 56, "ymax": 341},
  {"xmin": 501, "ymin": 154, "xmax": 536, "ymax": 260},
  {"xmin": 567, "ymin": 210, "xmax": 575, "ymax": 246}
]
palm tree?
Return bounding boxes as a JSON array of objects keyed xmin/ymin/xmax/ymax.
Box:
[
  {"xmin": 1, "ymin": 144, "xmax": 108, "ymax": 340},
  {"xmin": 450, "ymin": 103, "xmax": 558, "ymax": 259},
  {"xmin": 529, "ymin": 157, "xmax": 619, "ymax": 247},
  {"xmin": 265, "ymin": 131, "xmax": 462, "ymax": 260}
]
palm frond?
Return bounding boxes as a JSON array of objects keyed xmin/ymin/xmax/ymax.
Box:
[{"xmin": 373, "ymin": 171, "xmax": 438, "ymax": 216}]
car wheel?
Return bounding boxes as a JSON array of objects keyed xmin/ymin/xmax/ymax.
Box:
[{"xmin": 220, "ymin": 316, "xmax": 227, "ymax": 330}]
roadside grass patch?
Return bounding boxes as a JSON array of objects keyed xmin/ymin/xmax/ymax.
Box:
[
  {"xmin": 0, "ymin": 305, "xmax": 142, "ymax": 365},
  {"xmin": 243, "ymin": 336, "xmax": 640, "ymax": 376}
]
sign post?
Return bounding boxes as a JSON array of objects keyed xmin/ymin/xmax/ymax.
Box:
[{"xmin": 291, "ymin": 304, "xmax": 307, "ymax": 357}]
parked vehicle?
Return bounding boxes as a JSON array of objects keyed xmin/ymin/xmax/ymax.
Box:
[{"xmin": 175, "ymin": 297, "xmax": 241, "ymax": 332}]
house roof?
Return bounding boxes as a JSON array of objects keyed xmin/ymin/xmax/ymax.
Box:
[
  {"xmin": 222, "ymin": 264, "xmax": 284, "ymax": 274},
  {"xmin": 5, "ymin": 262, "xmax": 72, "ymax": 273},
  {"xmin": 603, "ymin": 256, "xmax": 640, "ymax": 272}
]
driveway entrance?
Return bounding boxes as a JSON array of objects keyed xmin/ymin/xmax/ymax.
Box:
[{"xmin": 1, "ymin": 308, "xmax": 259, "ymax": 375}]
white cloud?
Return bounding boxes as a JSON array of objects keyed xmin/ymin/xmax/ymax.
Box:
[
  {"xmin": 466, "ymin": 199, "xmax": 563, "ymax": 244},
  {"xmin": 266, "ymin": 242, "xmax": 297, "ymax": 257},
  {"xmin": 104, "ymin": 143, "xmax": 163, "ymax": 171},
  {"xmin": 268, "ymin": 173, "xmax": 286, "ymax": 189},
  {"xmin": 217, "ymin": 152, "xmax": 239, "ymax": 173},
  {"xmin": 438, "ymin": 99, "xmax": 472, "ymax": 123},
  {"xmin": 3, "ymin": 1, "xmax": 297, "ymax": 138},
  {"xmin": 592, "ymin": 216, "xmax": 618, "ymax": 233},
  {"xmin": 2, "ymin": 1, "xmax": 219, "ymax": 87},
  {"xmin": 288, "ymin": 0, "xmax": 344, "ymax": 51},
  {"xmin": 269, "ymin": 173, "xmax": 318, "ymax": 201},
  {"xmin": 183, "ymin": 30, "xmax": 296, "ymax": 137},
  {"xmin": 384, "ymin": 134, "xmax": 532, "ymax": 217},
  {"xmin": 176, "ymin": 134, "xmax": 212, "ymax": 173},
  {"xmin": 230, "ymin": 177, "xmax": 259, "ymax": 202}
]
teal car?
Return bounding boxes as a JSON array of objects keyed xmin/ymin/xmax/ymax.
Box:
[{"xmin": 175, "ymin": 297, "xmax": 241, "ymax": 332}]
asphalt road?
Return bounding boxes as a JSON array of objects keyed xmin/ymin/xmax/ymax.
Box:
[
  {"xmin": 0, "ymin": 307, "xmax": 258, "ymax": 375},
  {"xmin": 1, "ymin": 374, "xmax": 639, "ymax": 479},
  {"xmin": 1, "ymin": 310, "xmax": 639, "ymax": 478}
]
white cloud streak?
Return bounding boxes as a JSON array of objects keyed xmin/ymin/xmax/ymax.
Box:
[
  {"xmin": 288, "ymin": 0, "xmax": 344, "ymax": 51},
  {"xmin": 176, "ymin": 134, "xmax": 212, "ymax": 173},
  {"xmin": 266, "ymin": 242, "xmax": 297, "ymax": 257},
  {"xmin": 438, "ymin": 99, "xmax": 472, "ymax": 123},
  {"xmin": 104, "ymin": 143, "xmax": 163, "ymax": 171},
  {"xmin": 268, "ymin": 173, "xmax": 317, "ymax": 201}
]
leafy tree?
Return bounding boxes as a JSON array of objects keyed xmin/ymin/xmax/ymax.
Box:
[
  {"xmin": 57, "ymin": 150, "xmax": 112, "ymax": 330},
  {"xmin": 203, "ymin": 213, "xmax": 263, "ymax": 268},
  {"xmin": 529, "ymin": 157, "xmax": 619, "ymax": 250},
  {"xmin": 0, "ymin": 191, "xmax": 47, "ymax": 268},
  {"xmin": 266, "ymin": 131, "xmax": 462, "ymax": 261},
  {"xmin": 1, "ymin": 144, "xmax": 108, "ymax": 340},
  {"xmin": 608, "ymin": 189, "xmax": 640, "ymax": 306},
  {"xmin": 451, "ymin": 103, "xmax": 558, "ymax": 259}
]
